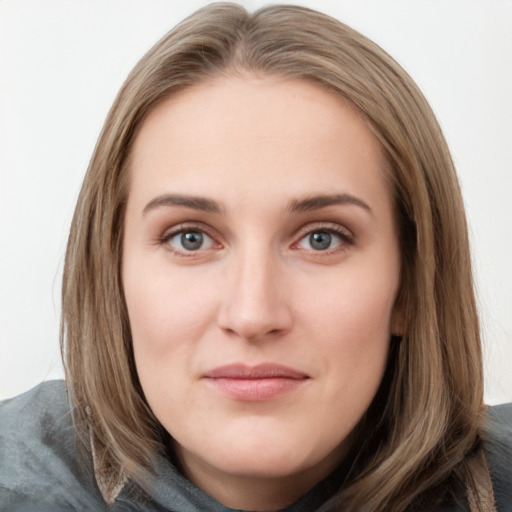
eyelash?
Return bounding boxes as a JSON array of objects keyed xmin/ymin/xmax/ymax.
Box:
[
  {"xmin": 156, "ymin": 222, "xmax": 354, "ymax": 257},
  {"xmin": 157, "ymin": 223, "xmax": 219, "ymax": 257},
  {"xmin": 291, "ymin": 223, "xmax": 354, "ymax": 255}
]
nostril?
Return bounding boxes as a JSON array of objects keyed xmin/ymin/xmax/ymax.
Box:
[{"xmin": 216, "ymin": 266, "xmax": 293, "ymax": 341}]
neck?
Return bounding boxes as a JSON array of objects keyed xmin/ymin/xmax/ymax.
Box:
[{"xmin": 175, "ymin": 443, "xmax": 349, "ymax": 511}]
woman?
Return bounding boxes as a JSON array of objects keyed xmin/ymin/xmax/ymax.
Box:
[{"xmin": 1, "ymin": 3, "xmax": 510, "ymax": 511}]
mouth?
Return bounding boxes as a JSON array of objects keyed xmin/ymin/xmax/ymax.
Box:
[{"xmin": 202, "ymin": 363, "xmax": 310, "ymax": 402}]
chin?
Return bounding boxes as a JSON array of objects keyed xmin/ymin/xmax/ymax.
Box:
[
  {"xmin": 182, "ymin": 425, "xmax": 344, "ymax": 481},
  {"xmin": 208, "ymin": 449, "xmax": 314, "ymax": 479}
]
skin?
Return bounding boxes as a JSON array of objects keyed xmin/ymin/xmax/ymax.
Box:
[{"xmin": 122, "ymin": 75, "xmax": 402, "ymax": 510}]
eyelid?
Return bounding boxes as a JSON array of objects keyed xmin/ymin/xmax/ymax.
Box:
[
  {"xmin": 157, "ymin": 222, "xmax": 223, "ymax": 255},
  {"xmin": 155, "ymin": 220, "xmax": 354, "ymax": 256},
  {"xmin": 291, "ymin": 222, "xmax": 354, "ymax": 250}
]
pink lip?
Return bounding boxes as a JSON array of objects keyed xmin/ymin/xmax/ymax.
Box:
[{"xmin": 203, "ymin": 364, "xmax": 310, "ymax": 401}]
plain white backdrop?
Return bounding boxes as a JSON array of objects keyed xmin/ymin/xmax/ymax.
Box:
[{"xmin": 1, "ymin": 0, "xmax": 511, "ymax": 402}]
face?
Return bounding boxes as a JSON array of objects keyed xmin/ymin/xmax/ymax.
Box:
[{"xmin": 123, "ymin": 76, "xmax": 401, "ymax": 509}]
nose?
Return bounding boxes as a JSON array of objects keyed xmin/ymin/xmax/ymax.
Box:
[{"xmin": 217, "ymin": 248, "xmax": 293, "ymax": 342}]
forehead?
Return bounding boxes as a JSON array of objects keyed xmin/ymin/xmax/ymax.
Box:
[{"xmin": 127, "ymin": 75, "xmax": 390, "ymax": 212}]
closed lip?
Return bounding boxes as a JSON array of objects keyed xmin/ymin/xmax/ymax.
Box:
[
  {"xmin": 202, "ymin": 363, "xmax": 309, "ymax": 380},
  {"xmin": 202, "ymin": 363, "xmax": 310, "ymax": 401}
]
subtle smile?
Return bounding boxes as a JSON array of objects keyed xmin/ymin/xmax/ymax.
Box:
[{"xmin": 202, "ymin": 363, "xmax": 310, "ymax": 401}]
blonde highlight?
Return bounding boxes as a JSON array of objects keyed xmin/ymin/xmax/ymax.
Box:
[{"xmin": 61, "ymin": 3, "xmax": 484, "ymax": 510}]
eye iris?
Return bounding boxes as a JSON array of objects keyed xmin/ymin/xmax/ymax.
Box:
[
  {"xmin": 309, "ymin": 231, "xmax": 331, "ymax": 250},
  {"xmin": 181, "ymin": 231, "xmax": 203, "ymax": 250}
]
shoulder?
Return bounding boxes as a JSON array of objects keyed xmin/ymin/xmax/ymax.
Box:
[
  {"xmin": 482, "ymin": 403, "xmax": 512, "ymax": 511},
  {"xmin": 0, "ymin": 381, "xmax": 106, "ymax": 511}
]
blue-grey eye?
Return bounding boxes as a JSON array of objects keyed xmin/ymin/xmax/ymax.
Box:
[
  {"xmin": 298, "ymin": 230, "xmax": 343, "ymax": 251},
  {"xmin": 169, "ymin": 230, "xmax": 213, "ymax": 252},
  {"xmin": 309, "ymin": 232, "xmax": 331, "ymax": 250}
]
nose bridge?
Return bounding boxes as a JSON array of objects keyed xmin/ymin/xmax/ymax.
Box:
[
  {"xmin": 237, "ymin": 243, "xmax": 275, "ymax": 308},
  {"xmin": 219, "ymin": 238, "xmax": 291, "ymax": 340}
]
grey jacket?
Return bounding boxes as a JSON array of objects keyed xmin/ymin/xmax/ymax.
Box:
[{"xmin": 1, "ymin": 381, "xmax": 511, "ymax": 511}]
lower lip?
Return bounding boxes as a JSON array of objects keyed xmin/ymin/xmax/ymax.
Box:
[{"xmin": 205, "ymin": 377, "xmax": 307, "ymax": 401}]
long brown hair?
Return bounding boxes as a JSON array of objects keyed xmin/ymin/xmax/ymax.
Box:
[{"xmin": 61, "ymin": 3, "xmax": 483, "ymax": 510}]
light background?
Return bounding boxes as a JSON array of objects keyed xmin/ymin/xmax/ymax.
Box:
[{"xmin": 1, "ymin": 0, "xmax": 511, "ymax": 402}]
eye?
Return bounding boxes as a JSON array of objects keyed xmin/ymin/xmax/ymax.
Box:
[
  {"xmin": 296, "ymin": 229, "xmax": 347, "ymax": 251},
  {"xmin": 167, "ymin": 229, "xmax": 214, "ymax": 252}
]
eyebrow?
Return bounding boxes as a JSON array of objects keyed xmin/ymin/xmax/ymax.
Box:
[
  {"xmin": 287, "ymin": 193, "xmax": 372, "ymax": 214},
  {"xmin": 142, "ymin": 192, "xmax": 371, "ymax": 216},
  {"xmin": 142, "ymin": 194, "xmax": 222, "ymax": 215}
]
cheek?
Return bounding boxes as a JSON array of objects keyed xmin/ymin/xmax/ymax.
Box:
[
  {"xmin": 299, "ymin": 260, "xmax": 398, "ymax": 394},
  {"xmin": 303, "ymin": 262, "xmax": 398, "ymax": 344},
  {"xmin": 123, "ymin": 268, "xmax": 221, "ymax": 424},
  {"xmin": 123, "ymin": 265, "xmax": 218, "ymax": 369}
]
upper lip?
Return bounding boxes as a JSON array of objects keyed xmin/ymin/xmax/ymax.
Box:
[{"xmin": 203, "ymin": 363, "xmax": 309, "ymax": 380}]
